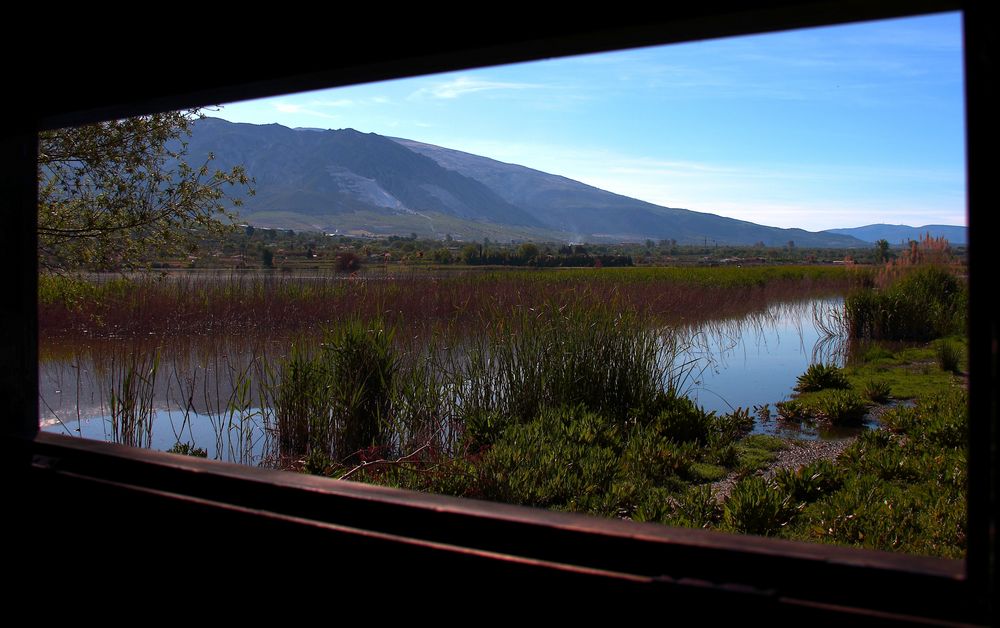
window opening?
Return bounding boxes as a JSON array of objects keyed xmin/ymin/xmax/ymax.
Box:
[{"xmin": 37, "ymin": 11, "xmax": 969, "ymax": 562}]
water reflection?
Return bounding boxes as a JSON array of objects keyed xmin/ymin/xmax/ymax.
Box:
[
  {"xmin": 39, "ymin": 296, "xmax": 860, "ymax": 462},
  {"xmin": 40, "ymin": 336, "xmax": 283, "ymax": 465},
  {"xmin": 673, "ymin": 297, "xmax": 868, "ymax": 439}
]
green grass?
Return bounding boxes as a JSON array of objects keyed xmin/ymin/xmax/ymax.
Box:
[
  {"xmin": 733, "ymin": 435, "xmax": 787, "ymax": 474},
  {"xmin": 780, "ymin": 333, "xmax": 966, "ymax": 427},
  {"xmin": 781, "ymin": 389, "xmax": 967, "ymax": 557},
  {"xmin": 844, "ymin": 339, "xmax": 965, "ymax": 400},
  {"xmin": 271, "ymin": 317, "xmax": 399, "ymax": 462}
]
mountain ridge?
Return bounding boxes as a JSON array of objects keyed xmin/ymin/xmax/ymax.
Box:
[
  {"xmin": 181, "ymin": 118, "xmax": 889, "ymax": 247},
  {"xmin": 822, "ymin": 224, "xmax": 966, "ymax": 245}
]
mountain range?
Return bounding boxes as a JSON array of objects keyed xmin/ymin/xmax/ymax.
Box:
[
  {"xmin": 821, "ymin": 224, "xmax": 966, "ymax": 246},
  {"xmin": 181, "ymin": 118, "xmax": 963, "ymax": 247}
]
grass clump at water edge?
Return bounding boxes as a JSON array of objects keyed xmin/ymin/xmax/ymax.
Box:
[{"xmin": 271, "ymin": 318, "xmax": 399, "ymax": 466}]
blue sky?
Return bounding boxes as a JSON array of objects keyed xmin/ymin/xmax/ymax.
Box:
[{"xmin": 213, "ymin": 11, "xmax": 965, "ymax": 232}]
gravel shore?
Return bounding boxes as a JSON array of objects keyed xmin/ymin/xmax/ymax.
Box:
[{"xmin": 710, "ymin": 437, "xmax": 855, "ymax": 501}]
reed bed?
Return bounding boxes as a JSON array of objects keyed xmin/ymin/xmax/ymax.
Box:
[
  {"xmin": 39, "ymin": 265, "xmax": 859, "ymax": 339},
  {"xmin": 844, "ymin": 265, "xmax": 966, "ymax": 341}
]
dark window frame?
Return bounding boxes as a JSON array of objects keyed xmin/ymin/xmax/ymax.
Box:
[{"xmin": 6, "ymin": 2, "xmax": 994, "ymax": 622}]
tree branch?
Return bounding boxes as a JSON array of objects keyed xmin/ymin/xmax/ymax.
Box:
[{"xmin": 337, "ymin": 443, "xmax": 432, "ymax": 481}]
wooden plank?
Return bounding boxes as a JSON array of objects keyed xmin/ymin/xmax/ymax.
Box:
[{"xmin": 20, "ymin": 432, "xmax": 975, "ymax": 623}]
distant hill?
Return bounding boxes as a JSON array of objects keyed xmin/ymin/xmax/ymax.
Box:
[
  {"xmin": 823, "ymin": 224, "xmax": 967, "ymax": 246},
  {"xmin": 182, "ymin": 118, "xmax": 869, "ymax": 247}
]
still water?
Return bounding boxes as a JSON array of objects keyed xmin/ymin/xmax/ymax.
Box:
[
  {"xmin": 38, "ymin": 296, "xmax": 858, "ymax": 464},
  {"xmin": 675, "ymin": 297, "xmax": 867, "ymax": 439}
]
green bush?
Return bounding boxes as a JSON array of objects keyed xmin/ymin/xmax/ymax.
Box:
[
  {"xmin": 773, "ymin": 459, "xmax": 841, "ymax": 504},
  {"xmin": 845, "ymin": 266, "xmax": 966, "ymax": 341},
  {"xmin": 861, "ymin": 379, "xmax": 892, "ymax": 403},
  {"xmin": 713, "ymin": 407, "xmax": 755, "ymax": 442},
  {"xmin": 795, "ymin": 363, "xmax": 850, "ymax": 393},
  {"xmin": 816, "ymin": 390, "xmax": 868, "ymax": 425},
  {"xmin": 775, "ymin": 399, "xmax": 808, "ymax": 421},
  {"xmin": 723, "ymin": 476, "xmax": 795, "ymax": 536},
  {"xmin": 665, "ymin": 485, "xmax": 722, "ymax": 529},
  {"xmin": 644, "ymin": 391, "xmax": 716, "ymax": 445}
]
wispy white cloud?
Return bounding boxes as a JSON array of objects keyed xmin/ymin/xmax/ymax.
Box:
[
  {"xmin": 306, "ymin": 96, "xmax": 391, "ymax": 108},
  {"xmin": 273, "ymin": 102, "xmax": 340, "ymax": 120},
  {"xmin": 411, "ymin": 76, "xmax": 545, "ymax": 100}
]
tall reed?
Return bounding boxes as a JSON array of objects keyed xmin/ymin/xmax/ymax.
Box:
[
  {"xmin": 844, "ymin": 265, "xmax": 965, "ymax": 341},
  {"xmin": 271, "ymin": 318, "xmax": 400, "ymax": 462},
  {"xmin": 39, "ymin": 266, "xmax": 857, "ymax": 340},
  {"xmin": 456, "ymin": 299, "xmax": 678, "ymax": 445},
  {"xmin": 108, "ymin": 349, "xmax": 159, "ymax": 449}
]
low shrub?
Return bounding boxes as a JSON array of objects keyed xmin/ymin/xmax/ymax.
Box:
[
  {"xmin": 795, "ymin": 363, "xmax": 850, "ymax": 392},
  {"xmin": 861, "ymin": 379, "xmax": 892, "ymax": 403},
  {"xmin": 773, "ymin": 458, "xmax": 841, "ymax": 503},
  {"xmin": 713, "ymin": 407, "xmax": 755, "ymax": 442},
  {"xmin": 775, "ymin": 399, "xmax": 808, "ymax": 421},
  {"xmin": 665, "ymin": 485, "xmax": 722, "ymax": 529},
  {"xmin": 644, "ymin": 391, "xmax": 716, "ymax": 445},
  {"xmin": 816, "ymin": 390, "xmax": 869, "ymax": 426},
  {"xmin": 723, "ymin": 476, "xmax": 795, "ymax": 536},
  {"xmin": 783, "ymin": 390, "xmax": 968, "ymax": 558}
]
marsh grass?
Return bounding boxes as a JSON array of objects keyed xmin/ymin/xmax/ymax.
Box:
[
  {"xmin": 39, "ymin": 266, "xmax": 857, "ymax": 339},
  {"xmin": 270, "ymin": 318, "xmax": 401, "ymax": 463},
  {"xmin": 108, "ymin": 349, "xmax": 159, "ymax": 449},
  {"xmin": 934, "ymin": 338, "xmax": 963, "ymax": 374},
  {"xmin": 845, "ymin": 265, "xmax": 966, "ymax": 342},
  {"xmin": 457, "ymin": 300, "xmax": 674, "ymax": 442},
  {"xmin": 37, "ymin": 263, "xmax": 969, "ymax": 557}
]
